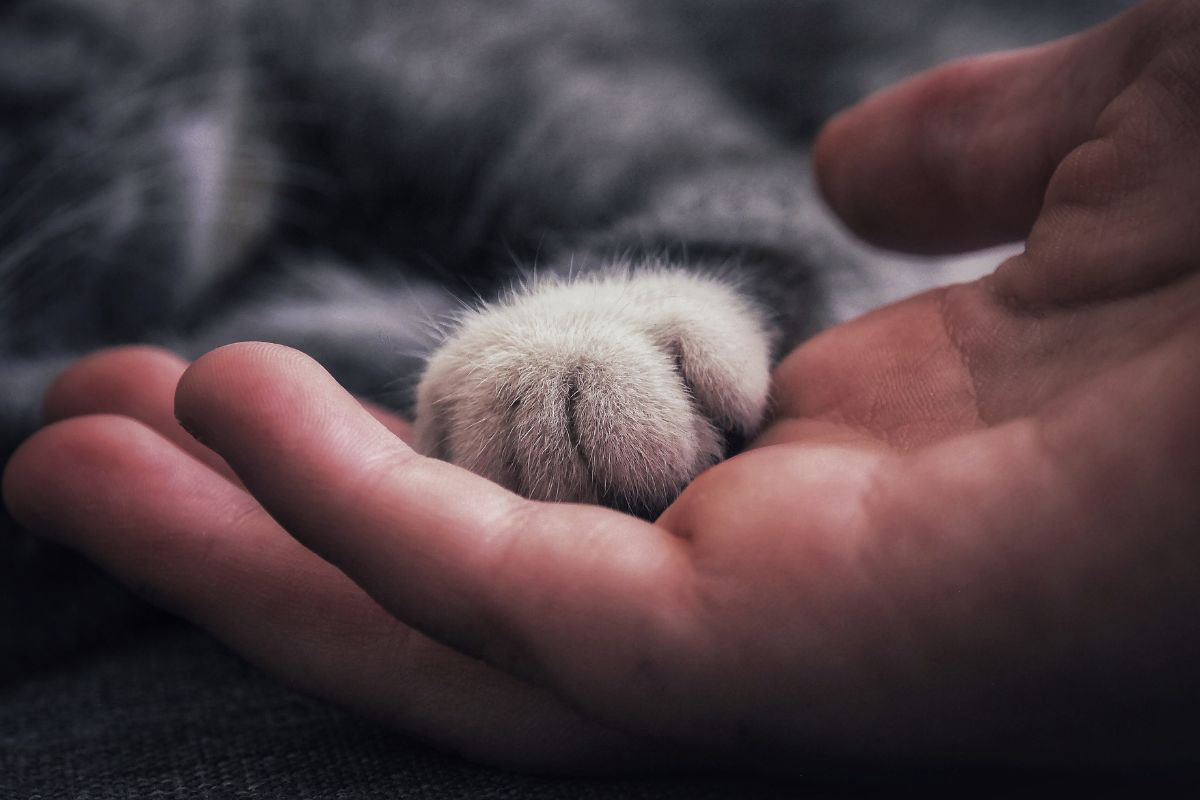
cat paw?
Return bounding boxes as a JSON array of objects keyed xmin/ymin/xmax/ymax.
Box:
[{"xmin": 413, "ymin": 268, "xmax": 773, "ymax": 517}]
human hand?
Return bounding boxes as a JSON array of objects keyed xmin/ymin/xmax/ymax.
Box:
[{"xmin": 5, "ymin": 0, "xmax": 1200, "ymax": 773}]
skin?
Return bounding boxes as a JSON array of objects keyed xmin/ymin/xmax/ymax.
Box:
[{"xmin": 4, "ymin": 0, "xmax": 1200, "ymax": 775}]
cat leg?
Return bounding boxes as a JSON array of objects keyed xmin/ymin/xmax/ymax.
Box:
[{"xmin": 413, "ymin": 149, "xmax": 853, "ymax": 517}]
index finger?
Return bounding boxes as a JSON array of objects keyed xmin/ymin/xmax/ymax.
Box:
[
  {"xmin": 812, "ymin": 7, "xmax": 1132, "ymax": 253},
  {"xmin": 174, "ymin": 343, "xmax": 698, "ymax": 708}
]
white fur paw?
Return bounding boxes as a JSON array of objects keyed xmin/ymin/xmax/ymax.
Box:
[{"xmin": 413, "ymin": 268, "xmax": 773, "ymax": 516}]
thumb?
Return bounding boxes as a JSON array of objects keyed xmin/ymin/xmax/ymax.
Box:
[{"xmin": 812, "ymin": 6, "xmax": 1135, "ymax": 255}]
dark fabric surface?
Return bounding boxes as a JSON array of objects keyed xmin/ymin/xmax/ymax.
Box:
[{"xmin": 6, "ymin": 629, "xmax": 785, "ymax": 798}]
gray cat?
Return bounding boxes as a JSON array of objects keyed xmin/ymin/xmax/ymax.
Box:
[{"xmin": 0, "ymin": 0, "xmax": 1133, "ymax": 516}]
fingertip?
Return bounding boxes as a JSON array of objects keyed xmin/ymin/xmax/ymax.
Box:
[
  {"xmin": 811, "ymin": 107, "xmax": 859, "ymax": 233},
  {"xmin": 2, "ymin": 425, "xmax": 43, "ymax": 528},
  {"xmin": 176, "ymin": 340, "xmax": 306, "ymax": 403},
  {"xmin": 812, "ymin": 29, "xmax": 1125, "ymax": 254},
  {"xmin": 4, "ymin": 418, "xmax": 89, "ymax": 530},
  {"xmin": 812, "ymin": 59, "xmax": 984, "ymax": 252},
  {"xmin": 42, "ymin": 345, "xmax": 188, "ymax": 423},
  {"xmin": 175, "ymin": 341, "xmax": 326, "ymax": 441},
  {"xmin": 2, "ymin": 415, "xmax": 161, "ymax": 538},
  {"xmin": 178, "ymin": 340, "xmax": 324, "ymax": 398},
  {"xmin": 174, "ymin": 341, "xmax": 407, "ymax": 510},
  {"xmin": 813, "ymin": 56, "xmax": 1012, "ymax": 252}
]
